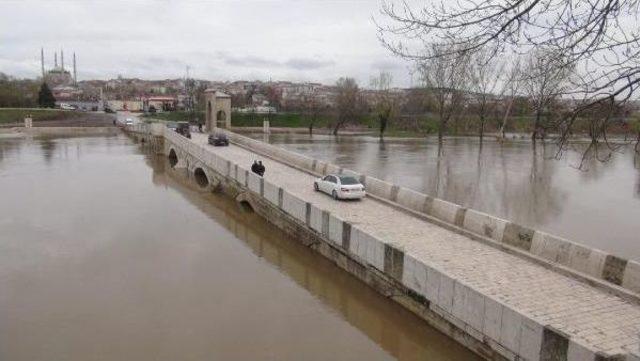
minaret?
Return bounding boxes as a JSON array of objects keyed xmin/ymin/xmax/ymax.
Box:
[
  {"xmin": 54, "ymin": 52, "xmax": 58, "ymax": 68},
  {"xmin": 61, "ymin": 49, "xmax": 64, "ymax": 70},
  {"xmin": 73, "ymin": 52, "xmax": 77, "ymax": 85},
  {"xmin": 40, "ymin": 48, "xmax": 45, "ymax": 78}
]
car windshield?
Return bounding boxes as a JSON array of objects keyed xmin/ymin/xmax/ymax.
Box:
[{"xmin": 339, "ymin": 176, "xmax": 359, "ymax": 185}]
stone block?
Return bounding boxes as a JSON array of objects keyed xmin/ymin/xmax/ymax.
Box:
[
  {"xmin": 483, "ymin": 297, "xmax": 503, "ymax": 342},
  {"xmin": 364, "ymin": 176, "xmax": 394, "ymax": 200},
  {"xmin": 567, "ymin": 243, "xmax": 607, "ymax": 278},
  {"xmin": 383, "ymin": 243, "xmax": 403, "ymax": 279},
  {"xmin": 396, "ymin": 188, "xmax": 428, "ymax": 213},
  {"xmin": 263, "ymin": 180, "xmax": 279, "ymax": 206},
  {"xmin": 340, "ymin": 220, "xmax": 350, "ymax": 250},
  {"xmin": 282, "ymin": 191, "xmax": 307, "ymax": 224},
  {"xmin": 540, "ymin": 326, "xmax": 569, "ymax": 361},
  {"xmin": 366, "ymin": 234, "xmax": 386, "ymax": 272},
  {"xmin": 437, "ymin": 273, "xmax": 455, "ymax": 313},
  {"xmin": 402, "ymin": 254, "xmax": 428, "ymax": 295},
  {"xmin": 315, "ymin": 161, "xmax": 328, "ymax": 175},
  {"xmin": 349, "ymin": 226, "xmax": 361, "ymax": 256},
  {"xmin": 464, "ymin": 287, "xmax": 485, "ymax": 333},
  {"xmin": 463, "ymin": 209, "xmax": 508, "ymax": 242},
  {"xmin": 622, "ymin": 260, "xmax": 640, "ymax": 294},
  {"xmin": 499, "ymin": 307, "xmax": 523, "ymax": 354},
  {"xmin": 601, "ymin": 254, "xmax": 628, "ymax": 286},
  {"xmin": 425, "ymin": 265, "xmax": 441, "ymax": 302},
  {"xmin": 429, "ymin": 198, "xmax": 463, "ymax": 225},
  {"xmin": 327, "ymin": 214, "xmax": 343, "ymax": 244},
  {"xmin": 247, "ymin": 172, "xmax": 261, "ymax": 194},
  {"xmin": 519, "ymin": 317, "xmax": 543, "ymax": 361},
  {"xmin": 567, "ymin": 339, "xmax": 596, "ymax": 361},
  {"xmin": 502, "ymin": 222, "xmax": 535, "ymax": 251},
  {"xmin": 325, "ymin": 163, "xmax": 341, "ymax": 175},
  {"xmin": 452, "ymin": 282, "xmax": 470, "ymax": 322},
  {"xmin": 530, "ymin": 231, "xmax": 572, "ymax": 265},
  {"xmin": 309, "ymin": 204, "xmax": 324, "ymax": 234}
]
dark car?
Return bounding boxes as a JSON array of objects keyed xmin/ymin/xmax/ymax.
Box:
[
  {"xmin": 176, "ymin": 122, "xmax": 191, "ymax": 139},
  {"xmin": 104, "ymin": 107, "xmax": 115, "ymax": 114},
  {"xmin": 208, "ymin": 132, "xmax": 229, "ymax": 146}
]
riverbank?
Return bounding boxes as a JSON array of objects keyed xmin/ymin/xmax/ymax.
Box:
[{"xmin": 0, "ymin": 109, "xmax": 116, "ymax": 128}]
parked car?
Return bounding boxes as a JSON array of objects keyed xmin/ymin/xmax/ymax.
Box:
[
  {"xmin": 176, "ymin": 122, "xmax": 191, "ymax": 138},
  {"xmin": 208, "ymin": 132, "xmax": 229, "ymax": 146},
  {"xmin": 125, "ymin": 118, "xmax": 134, "ymax": 126},
  {"xmin": 59, "ymin": 103, "xmax": 76, "ymax": 110},
  {"xmin": 104, "ymin": 107, "xmax": 115, "ymax": 114},
  {"xmin": 314, "ymin": 174, "xmax": 366, "ymax": 200}
]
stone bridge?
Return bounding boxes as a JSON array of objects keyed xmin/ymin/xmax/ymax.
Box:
[{"xmin": 125, "ymin": 123, "xmax": 640, "ymax": 361}]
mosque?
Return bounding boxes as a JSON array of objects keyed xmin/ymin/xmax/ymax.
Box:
[{"xmin": 41, "ymin": 48, "xmax": 76, "ymax": 87}]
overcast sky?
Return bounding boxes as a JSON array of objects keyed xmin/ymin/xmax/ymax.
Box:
[{"xmin": 0, "ymin": 0, "xmax": 413, "ymax": 87}]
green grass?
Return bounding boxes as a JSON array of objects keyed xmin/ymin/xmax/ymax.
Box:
[{"xmin": 0, "ymin": 108, "xmax": 85, "ymax": 124}]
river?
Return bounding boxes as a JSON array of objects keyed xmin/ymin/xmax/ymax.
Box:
[
  {"xmin": 252, "ymin": 133, "xmax": 640, "ymax": 261},
  {"xmin": 0, "ymin": 134, "xmax": 478, "ymax": 361}
]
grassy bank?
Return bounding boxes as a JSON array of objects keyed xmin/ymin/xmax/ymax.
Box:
[{"xmin": 0, "ymin": 108, "xmax": 85, "ymax": 124}]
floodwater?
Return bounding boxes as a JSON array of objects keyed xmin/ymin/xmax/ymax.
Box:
[
  {"xmin": 0, "ymin": 135, "xmax": 478, "ymax": 361},
  {"xmin": 255, "ymin": 133, "xmax": 640, "ymax": 261}
]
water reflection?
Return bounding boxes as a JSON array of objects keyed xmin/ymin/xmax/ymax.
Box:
[{"xmin": 256, "ymin": 133, "xmax": 640, "ymax": 260}]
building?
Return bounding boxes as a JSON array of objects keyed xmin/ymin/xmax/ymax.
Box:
[{"xmin": 143, "ymin": 96, "xmax": 177, "ymax": 112}]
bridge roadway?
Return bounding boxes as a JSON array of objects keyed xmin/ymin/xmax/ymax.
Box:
[{"xmin": 190, "ymin": 133, "xmax": 640, "ymax": 359}]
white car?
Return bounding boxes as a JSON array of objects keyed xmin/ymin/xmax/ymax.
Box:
[
  {"xmin": 125, "ymin": 118, "xmax": 134, "ymax": 125},
  {"xmin": 314, "ymin": 174, "xmax": 366, "ymax": 200}
]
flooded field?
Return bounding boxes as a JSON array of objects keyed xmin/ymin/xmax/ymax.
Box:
[
  {"xmin": 255, "ymin": 133, "xmax": 640, "ymax": 260},
  {"xmin": 0, "ymin": 134, "xmax": 478, "ymax": 361}
]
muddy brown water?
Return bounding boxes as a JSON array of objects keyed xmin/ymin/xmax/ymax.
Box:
[
  {"xmin": 253, "ymin": 133, "xmax": 640, "ymax": 261},
  {"xmin": 0, "ymin": 135, "xmax": 479, "ymax": 361}
]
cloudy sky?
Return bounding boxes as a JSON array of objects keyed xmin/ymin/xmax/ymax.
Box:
[{"xmin": 0, "ymin": 0, "xmax": 413, "ymax": 86}]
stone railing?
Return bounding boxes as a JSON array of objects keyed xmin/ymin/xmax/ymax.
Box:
[{"xmin": 220, "ymin": 129, "xmax": 640, "ymax": 298}]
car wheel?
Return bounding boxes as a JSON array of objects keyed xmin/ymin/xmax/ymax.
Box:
[
  {"xmin": 332, "ymin": 190, "xmax": 339, "ymax": 200},
  {"xmin": 314, "ymin": 182, "xmax": 319, "ymax": 191}
]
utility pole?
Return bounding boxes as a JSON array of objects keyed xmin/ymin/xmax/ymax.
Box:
[
  {"xmin": 40, "ymin": 47, "xmax": 45, "ymax": 79},
  {"xmin": 73, "ymin": 52, "xmax": 77, "ymax": 86}
]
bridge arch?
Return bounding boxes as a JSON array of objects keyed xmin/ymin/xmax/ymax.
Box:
[
  {"xmin": 235, "ymin": 192, "xmax": 256, "ymax": 212},
  {"xmin": 194, "ymin": 167, "xmax": 209, "ymax": 188},
  {"xmin": 168, "ymin": 148, "xmax": 178, "ymax": 167}
]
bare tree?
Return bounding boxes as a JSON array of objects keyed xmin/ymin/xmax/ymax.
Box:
[
  {"xmin": 377, "ymin": 0, "xmax": 640, "ymax": 144},
  {"xmin": 370, "ymin": 70, "xmax": 397, "ymax": 139},
  {"xmin": 468, "ymin": 49, "xmax": 503, "ymax": 140},
  {"xmin": 522, "ymin": 48, "xmax": 573, "ymax": 141},
  {"xmin": 418, "ymin": 43, "xmax": 470, "ymax": 141},
  {"xmin": 497, "ymin": 58, "xmax": 523, "ymax": 140},
  {"xmin": 304, "ymin": 92, "xmax": 323, "ymax": 135},
  {"xmin": 334, "ymin": 77, "xmax": 360, "ymax": 135}
]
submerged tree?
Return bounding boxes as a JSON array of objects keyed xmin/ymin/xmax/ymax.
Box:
[
  {"xmin": 496, "ymin": 58, "xmax": 523, "ymax": 140},
  {"xmin": 38, "ymin": 82, "xmax": 55, "ymax": 108},
  {"xmin": 370, "ymin": 70, "xmax": 397, "ymax": 139},
  {"xmin": 468, "ymin": 49, "xmax": 503, "ymax": 141},
  {"xmin": 333, "ymin": 77, "xmax": 360, "ymax": 135},
  {"xmin": 418, "ymin": 43, "xmax": 470, "ymax": 141},
  {"xmin": 522, "ymin": 48, "xmax": 573, "ymax": 141}
]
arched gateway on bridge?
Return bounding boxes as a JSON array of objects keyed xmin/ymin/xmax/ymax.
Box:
[{"xmin": 204, "ymin": 89, "xmax": 231, "ymax": 132}]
